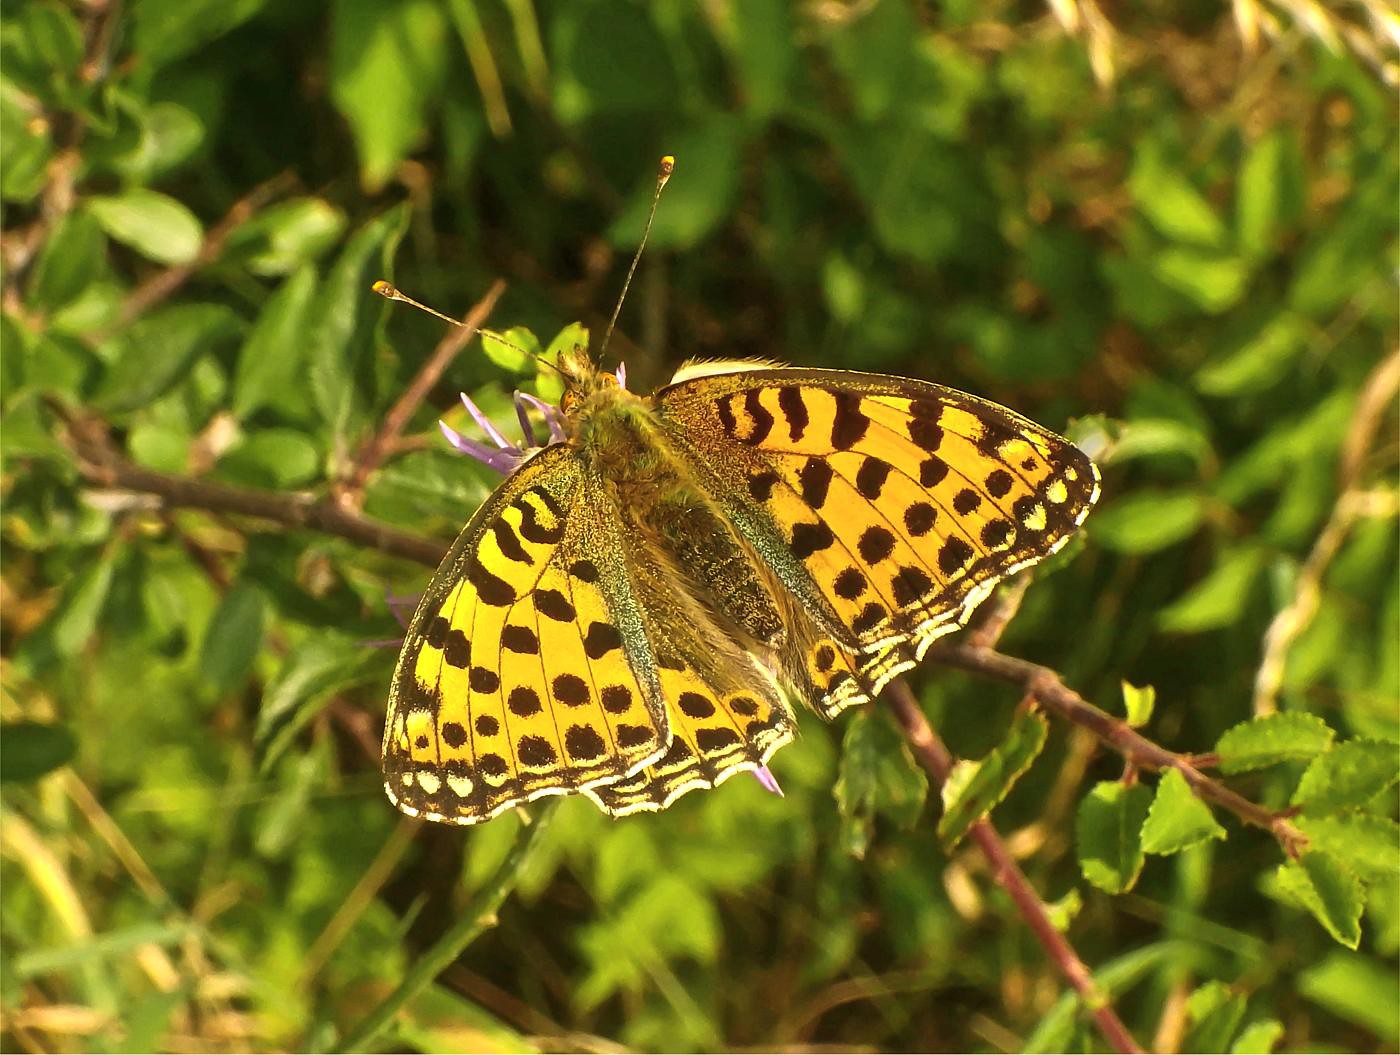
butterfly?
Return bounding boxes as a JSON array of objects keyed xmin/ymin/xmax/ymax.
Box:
[{"xmin": 380, "ymin": 160, "xmax": 1100, "ymax": 826}]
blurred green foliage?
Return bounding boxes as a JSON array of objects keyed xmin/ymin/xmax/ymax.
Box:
[{"xmin": 2, "ymin": 0, "xmax": 1397, "ymax": 1051}]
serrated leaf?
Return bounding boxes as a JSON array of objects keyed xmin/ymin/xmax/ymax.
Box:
[
  {"xmin": 1292, "ymin": 740, "xmax": 1400, "ymax": 814},
  {"xmin": 834, "ymin": 709, "xmax": 928, "ymax": 858},
  {"xmin": 1076, "ymin": 780, "xmax": 1154, "ymax": 893},
  {"xmin": 1120, "ymin": 681, "xmax": 1155, "ymax": 727},
  {"xmin": 0, "ymin": 722, "xmax": 78, "ymax": 782},
  {"xmin": 1159, "ymin": 546, "xmax": 1266, "ymax": 634},
  {"xmin": 87, "ymin": 190, "xmax": 203, "ymax": 265},
  {"xmin": 1141, "ymin": 769, "xmax": 1226, "ymax": 854},
  {"xmin": 1274, "ymin": 851, "xmax": 1364, "ymax": 948},
  {"xmin": 1296, "ymin": 815, "xmax": 1400, "ymax": 881},
  {"xmin": 1216, "ymin": 712, "xmax": 1335, "ymax": 774},
  {"xmin": 937, "ymin": 708, "xmax": 1048, "ymax": 849},
  {"xmin": 199, "ymin": 581, "xmax": 267, "ymax": 692}
]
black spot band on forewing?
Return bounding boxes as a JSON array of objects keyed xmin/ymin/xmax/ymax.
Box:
[
  {"xmin": 743, "ymin": 389, "xmax": 774, "ymax": 445},
  {"xmin": 518, "ymin": 501, "xmax": 564, "ymax": 544},
  {"xmin": 831, "ymin": 392, "xmax": 870, "ymax": 450},
  {"xmin": 468, "ymin": 561, "xmax": 515, "ymax": 605},
  {"xmin": 491, "ymin": 519, "xmax": 531, "ymax": 563},
  {"xmin": 778, "ymin": 387, "xmax": 809, "ymax": 441}
]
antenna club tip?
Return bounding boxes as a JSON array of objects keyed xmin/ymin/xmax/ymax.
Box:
[
  {"xmin": 372, "ymin": 280, "xmax": 398, "ymax": 298},
  {"xmin": 659, "ymin": 154, "xmax": 675, "ymax": 177}
]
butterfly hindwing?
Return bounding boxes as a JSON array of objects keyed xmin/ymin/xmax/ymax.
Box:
[
  {"xmin": 384, "ymin": 445, "xmax": 671, "ymax": 824},
  {"xmin": 657, "ymin": 368, "xmax": 1101, "ymax": 716}
]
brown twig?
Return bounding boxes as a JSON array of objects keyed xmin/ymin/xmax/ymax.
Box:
[
  {"xmin": 97, "ymin": 171, "xmax": 298, "ymax": 339},
  {"xmin": 62, "ymin": 411, "xmax": 445, "ymax": 567},
  {"xmin": 884, "ymin": 679, "xmax": 1144, "ymax": 1054},
  {"xmin": 336, "ymin": 278, "xmax": 507, "ymax": 507},
  {"xmin": 924, "ymin": 641, "xmax": 1310, "ymax": 858}
]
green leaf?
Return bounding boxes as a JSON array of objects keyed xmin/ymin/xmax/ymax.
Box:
[
  {"xmin": 1076, "ymin": 780, "xmax": 1154, "ymax": 893},
  {"xmin": 1025, "ymin": 942, "xmax": 1191, "ymax": 1053},
  {"xmin": 229, "ymin": 198, "xmax": 346, "ymax": 276},
  {"xmin": 87, "ymin": 190, "xmax": 204, "ymax": 265},
  {"xmin": 329, "ymin": 0, "xmax": 448, "ymax": 191},
  {"xmin": 1296, "ymin": 815, "xmax": 1400, "ymax": 882},
  {"xmin": 26, "ymin": 208, "xmax": 104, "ymax": 311},
  {"xmin": 833, "ymin": 709, "xmax": 929, "ymax": 858},
  {"xmin": 1150, "ymin": 248, "xmax": 1250, "ymax": 314},
  {"xmin": 607, "ymin": 116, "xmax": 745, "ymax": 251},
  {"xmin": 727, "ymin": 0, "xmax": 796, "ymax": 119},
  {"xmin": 1184, "ymin": 981, "xmax": 1247, "ymax": 1055},
  {"xmin": 128, "ymin": 421, "xmax": 190, "ymax": 473},
  {"xmin": 937, "ymin": 709, "xmax": 1048, "ymax": 850},
  {"xmin": 0, "ymin": 722, "xmax": 77, "ymax": 782},
  {"xmin": 0, "ymin": 81, "xmax": 53, "ymax": 203},
  {"xmin": 1230, "ymin": 1020, "xmax": 1284, "ymax": 1055},
  {"xmin": 1298, "ymin": 952, "xmax": 1400, "ymax": 1044},
  {"xmin": 1129, "ymin": 145, "xmax": 1227, "ymax": 248},
  {"xmin": 551, "ymin": 0, "xmax": 677, "ymax": 123},
  {"xmin": 255, "ymin": 636, "xmax": 378, "ymax": 773},
  {"xmin": 95, "ymin": 303, "xmax": 240, "ymax": 414},
  {"xmin": 1159, "ymin": 546, "xmax": 1266, "ymax": 634},
  {"xmin": 1108, "ymin": 418, "xmax": 1212, "ymax": 467},
  {"xmin": 481, "ymin": 326, "xmax": 542, "ymax": 374},
  {"xmin": 1274, "ymin": 852, "xmax": 1364, "ymax": 948},
  {"xmin": 1292, "ymin": 740, "xmax": 1400, "ymax": 814},
  {"xmin": 1195, "ymin": 315, "xmax": 1305, "ymax": 396},
  {"xmin": 1216, "ymin": 713, "xmax": 1335, "ymax": 774},
  {"xmin": 307, "ymin": 205, "xmax": 409, "ymax": 438},
  {"xmin": 130, "ymin": 0, "xmax": 269, "ymax": 67},
  {"xmin": 232, "ymin": 265, "xmax": 318, "ymax": 419},
  {"xmin": 216, "ymin": 429, "xmax": 320, "ymax": 489},
  {"xmin": 1120, "ymin": 681, "xmax": 1155, "ymax": 727},
  {"xmin": 38, "ymin": 555, "xmax": 116, "ymax": 660},
  {"xmin": 113, "ymin": 101, "xmax": 206, "ymax": 182},
  {"xmin": 1237, "ymin": 130, "xmax": 1287, "ymax": 259},
  {"xmin": 1141, "ymin": 769, "xmax": 1226, "ymax": 854},
  {"xmin": 199, "ymin": 581, "xmax": 267, "ymax": 692},
  {"xmin": 1043, "ymin": 888, "xmax": 1083, "ymax": 932},
  {"xmin": 1091, "ymin": 490, "xmax": 1205, "ymax": 554}
]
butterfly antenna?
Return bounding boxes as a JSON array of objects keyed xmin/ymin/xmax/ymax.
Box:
[
  {"xmin": 372, "ymin": 281, "xmax": 565, "ymax": 377},
  {"xmin": 598, "ymin": 153, "xmax": 674, "ymax": 360}
]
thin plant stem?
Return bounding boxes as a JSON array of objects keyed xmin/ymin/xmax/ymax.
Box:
[
  {"xmin": 883, "ymin": 679, "xmax": 1144, "ymax": 1055},
  {"xmin": 334, "ymin": 803, "xmax": 557, "ymax": 1053}
]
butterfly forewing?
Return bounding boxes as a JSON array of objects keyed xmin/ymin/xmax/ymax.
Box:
[
  {"xmin": 657, "ymin": 368, "xmax": 1100, "ymax": 715},
  {"xmin": 384, "ymin": 445, "xmax": 671, "ymax": 824}
]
